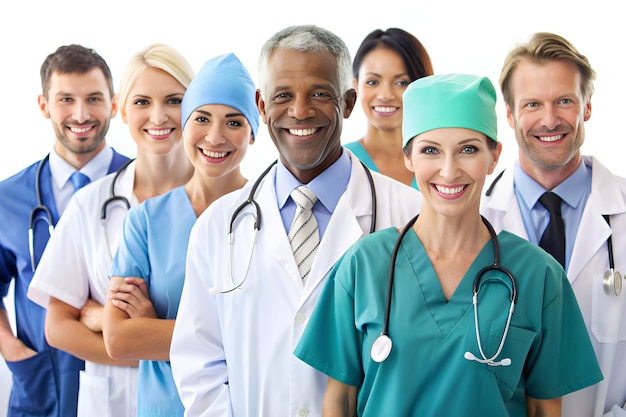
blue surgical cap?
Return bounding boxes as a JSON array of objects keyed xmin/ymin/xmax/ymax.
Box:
[
  {"xmin": 402, "ymin": 73, "xmax": 497, "ymax": 147},
  {"xmin": 181, "ymin": 53, "xmax": 259, "ymax": 139}
]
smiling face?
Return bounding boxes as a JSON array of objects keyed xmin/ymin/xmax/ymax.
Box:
[
  {"xmin": 353, "ymin": 47, "xmax": 410, "ymax": 132},
  {"xmin": 404, "ymin": 128, "xmax": 501, "ymax": 218},
  {"xmin": 256, "ymin": 48, "xmax": 356, "ymax": 183},
  {"xmin": 183, "ymin": 103, "xmax": 253, "ymax": 180},
  {"xmin": 121, "ymin": 66, "xmax": 186, "ymax": 157},
  {"xmin": 506, "ymin": 59, "xmax": 591, "ymax": 181},
  {"xmin": 39, "ymin": 68, "xmax": 116, "ymax": 158}
]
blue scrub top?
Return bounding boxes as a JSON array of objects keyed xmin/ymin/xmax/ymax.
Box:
[
  {"xmin": 110, "ymin": 186, "xmax": 197, "ymax": 417},
  {"xmin": 0, "ymin": 150, "xmax": 129, "ymax": 417},
  {"xmin": 295, "ymin": 227, "xmax": 603, "ymax": 417}
]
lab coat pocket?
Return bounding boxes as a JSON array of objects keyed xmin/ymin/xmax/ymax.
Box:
[
  {"xmin": 487, "ymin": 325, "xmax": 535, "ymax": 400},
  {"xmin": 5, "ymin": 349, "xmax": 57, "ymax": 415},
  {"xmin": 592, "ymin": 272, "xmax": 626, "ymax": 343},
  {"xmin": 77, "ymin": 371, "xmax": 110, "ymax": 417}
]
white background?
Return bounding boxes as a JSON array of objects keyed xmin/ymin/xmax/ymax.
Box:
[{"xmin": 0, "ymin": 0, "xmax": 623, "ymax": 413}]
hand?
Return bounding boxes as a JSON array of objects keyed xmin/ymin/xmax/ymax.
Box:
[
  {"xmin": 1, "ymin": 336, "xmax": 37, "ymax": 362},
  {"xmin": 80, "ymin": 298, "xmax": 104, "ymax": 332},
  {"xmin": 108, "ymin": 276, "xmax": 157, "ymax": 319}
]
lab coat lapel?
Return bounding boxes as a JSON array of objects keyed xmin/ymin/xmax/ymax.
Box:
[
  {"xmin": 483, "ymin": 167, "xmax": 529, "ymax": 239},
  {"xmin": 568, "ymin": 157, "xmax": 626, "ymax": 281},
  {"xmin": 305, "ymin": 159, "xmax": 370, "ymax": 294}
]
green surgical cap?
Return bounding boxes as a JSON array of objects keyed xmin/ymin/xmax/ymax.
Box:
[{"xmin": 402, "ymin": 73, "xmax": 497, "ymax": 147}]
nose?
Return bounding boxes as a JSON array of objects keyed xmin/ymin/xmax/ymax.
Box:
[
  {"xmin": 288, "ymin": 95, "xmax": 315, "ymax": 120},
  {"xmin": 541, "ymin": 104, "xmax": 560, "ymax": 129},
  {"xmin": 150, "ymin": 103, "xmax": 169, "ymax": 125},
  {"xmin": 440, "ymin": 155, "xmax": 461, "ymax": 181},
  {"xmin": 204, "ymin": 124, "xmax": 226, "ymax": 145},
  {"xmin": 72, "ymin": 101, "xmax": 90, "ymax": 123},
  {"xmin": 376, "ymin": 82, "xmax": 395, "ymax": 101}
]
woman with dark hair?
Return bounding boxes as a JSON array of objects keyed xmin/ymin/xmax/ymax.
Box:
[{"xmin": 345, "ymin": 28, "xmax": 433, "ymax": 189}]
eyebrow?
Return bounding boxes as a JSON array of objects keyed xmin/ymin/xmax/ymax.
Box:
[{"xmin": 194, "ymin": 109, "xmax": 245, "ymax": 118}]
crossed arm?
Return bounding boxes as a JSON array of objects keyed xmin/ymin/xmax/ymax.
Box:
[{"xmin": 103, "ymin": 276, "xmax": 174, "ymax": 361}]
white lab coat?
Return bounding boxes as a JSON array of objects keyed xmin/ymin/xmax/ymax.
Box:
[
  {"xmin": 170, "ymin": 153, "xmax": 423, "ymax": 417},
  {"xmin": 28, "ymin": 162, "xmax": 139, "ymax": 417},
  {"xmin": 481, "ymin": 156, "xmax": 626, "ymax": 417}
]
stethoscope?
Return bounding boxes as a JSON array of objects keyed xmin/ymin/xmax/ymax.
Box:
[
  {"xmin": 370, "ymin": 214, "xmax": 518, "ymax": 367},
  {"xmin": 28, "ymin": 156, "xmax": 134, "ymax": 270},
  {"xmin": 209, "ymin": 158, "xmax": 378, "ymax": 295},
  {"xmin": 101, "ymin": 158, "xmax": 134, "ymax": 260},
  {"xmin": 486, "ymin": 169, "xmax": 623, "ymax": 296}
]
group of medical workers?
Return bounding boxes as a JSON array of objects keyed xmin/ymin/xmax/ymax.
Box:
[{"xmin": 0, "ymin": 23, "xmax": 624, "ymax": 417}]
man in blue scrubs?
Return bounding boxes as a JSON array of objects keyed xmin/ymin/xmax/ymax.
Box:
[{"xmin": 0, "ymin": 44, "xmax": 130, "ymax": 417}]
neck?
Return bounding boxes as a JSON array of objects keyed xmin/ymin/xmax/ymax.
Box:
[
  {"xmin": 133, "ymin": 151, "xmax": 193, "ymax": 202},
  {"xmin": 184, "ymin": 169, "xmax": 247, "ymax": 217}
]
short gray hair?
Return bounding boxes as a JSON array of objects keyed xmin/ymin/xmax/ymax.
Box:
[{"xmin": 257, "ymin": 25, "xmax": 352, "ymax": 97}]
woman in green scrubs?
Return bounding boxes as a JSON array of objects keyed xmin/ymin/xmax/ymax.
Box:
[{"xmin": 294, "ymin": 73, "xmax": 602, "ymax": 417}]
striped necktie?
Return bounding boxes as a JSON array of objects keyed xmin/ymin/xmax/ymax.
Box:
[{"xmin": 288, "ymin": 186, "xmax": 319, "ymax": 282}]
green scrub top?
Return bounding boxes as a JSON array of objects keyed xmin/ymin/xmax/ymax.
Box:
[
  {"xmin": 344, "ymin": 141, "xmax": 419, "ymax": 190},
  {"xmin": 295, "ymin": 227, "xmax": 602, "ymax": 417}
]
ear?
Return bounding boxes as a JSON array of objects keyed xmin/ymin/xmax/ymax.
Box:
[
  {"xmin": 583, "ymin": 99, "xmax": 592, "ymax": 122},
  {"xmin": 505, "ymin": 103, "xmax": 515, "ymax": 129},
  {"xmin": 403, "ymin": 149, "xmax": 415, "ymax": 173},
  {"xmin": 110, "ymin": 93, "xmax": 118, "ymax": 119},
  {"xmin": 38, "ymin": 94, "xmax": 50, "ymax": 119},
  {"xmin": 352, "ymin": 77, "xmax": 358, "ymax": 91},
  {"xmin": 255, "ymin": 89, "xmax": 267, "ymax": 124},
  {"xmin": 342, "ymin": 88, "xmax": 357, "ymax": 119},
  {"xmin": 488, "ymin": 141, "xmax": 503, "ymax": 175},
  {"xmin": 249, "ymin": 133, "xmax": 255, "ymax": 145}
]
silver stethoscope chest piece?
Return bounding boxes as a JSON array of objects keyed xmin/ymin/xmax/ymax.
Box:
[
  {"xmin": 604, "ymin": 268, "xmax": 623, "ymax": 296},
  {"xmin": 371, "ymin": 334, "xmax": 392, "ymax": 363},
  {"xmin": 601, "ymin": 215, "xmax": 622, "ymax": 296}
]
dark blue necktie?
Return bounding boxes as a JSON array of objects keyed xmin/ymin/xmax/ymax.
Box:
[
  {"xmin": 70, "ymin": 171, "xmax": 91, "ymax": 193},
  {"xmin": 538, "ymin": 192, "xmax": 565, "ymax": 268}
]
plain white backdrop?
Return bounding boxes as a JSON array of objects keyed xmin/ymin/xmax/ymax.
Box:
[{"xmin": 0, "ymin": 0, "xmax": 623, "ymax": 413}]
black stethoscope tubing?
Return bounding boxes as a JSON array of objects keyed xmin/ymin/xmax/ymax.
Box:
[
  {"xmin": 373, "ymin": 213, "xmax": 517, "ymax": 363},
  {"xmin": 486, "ymin": 169, "xmax": 620, "ymax": 294},
  {"xmin": 28, "ymin": 156, "xmax": 133, "ymax": 270},
  {"xmin": 228, "ymin": 158, "xmax": 377, "ymax": 236},
  {"xmin": 216, "ymin": 158, "xmax": 377, "ymax": 295}
]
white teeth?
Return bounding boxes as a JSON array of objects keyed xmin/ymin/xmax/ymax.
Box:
[
  {"xmin": 435, "ymin": 185, "xmax": 465, "ymax": 195},
  {"xmin": 373, "ymin": 106, "xmax": 396, "ymax": 113},
  {"xmin": 539, "ymin": 134, "xmax": 563, "ymax": 142},
  {"xmin": 147, "ymin": 129, "xmax": 172, "ymax": 136},
  {"xmin": 289, "ymin": 128, "xmax": 318, "ymax": 136},
  {"xmin": 70, "ymin": 126, "xmax": 91, "ymax": 133},
  {"xmin": 202, "ymin": 149, "xmax": 228, "ymax": 158}
]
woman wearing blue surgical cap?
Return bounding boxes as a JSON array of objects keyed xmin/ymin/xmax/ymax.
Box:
[
  {"xmin": 102, "ymin": 53, "xmax": 258, "ymax": 417},
  {"xmin": 295, "ymin": 74, "xmax": 602, "ymax": 416}
]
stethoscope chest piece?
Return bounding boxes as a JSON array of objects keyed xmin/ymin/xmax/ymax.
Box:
[
  {"xmin": 603, "ymin": 268, "xmax": 623, "ymax": 296},
  {"xmin": 371, "ymin": 334, "xmax": 392, "ymax": 363}
]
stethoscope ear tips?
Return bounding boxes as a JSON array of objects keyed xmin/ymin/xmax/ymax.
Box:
[{"xmin": 603, "ymin": 269, "xmax": 623, "ymax": 296}]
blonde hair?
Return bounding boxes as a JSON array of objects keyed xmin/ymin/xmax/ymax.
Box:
[{"xmin": 117, "ymin": 43, "xmax": 194, "ymax": 112}]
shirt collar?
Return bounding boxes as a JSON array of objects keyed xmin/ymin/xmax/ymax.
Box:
[
  {"xmin": 513, "ymin": 158, "xmax": 591, "ymax": 210},
  {"xmin": 276, "ymin": 150, "xmax": 351, "ymax": 212},
  {"xmin": 49, "ymin": 146, "xmax": 113, "ymax": 189}
]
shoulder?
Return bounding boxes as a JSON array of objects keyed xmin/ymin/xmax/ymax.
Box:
[{"xmin": 0, "ymin": 160, "xmax": 40, "ymax": 189}]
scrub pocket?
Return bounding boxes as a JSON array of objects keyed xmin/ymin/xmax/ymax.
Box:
[
  {"xmin": 485, "ymin": 324, "xmax": 535, "ymax": 400},
  {"xmin": 591, "ymin": 272, "xmax": 626, "ymax": 343},
  {"xmin": 77, "ymin": 371, "xmax": 110, "ymax": 417},
  {"xmin": 6, "ymin": 349, "xmax": 57, "ymax": 416}
]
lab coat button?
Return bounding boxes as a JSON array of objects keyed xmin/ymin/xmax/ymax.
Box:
[
  {"xmin": 294, "ymin": 313, "xmax": 307, "ymax": 324},
  {"xmin": 297, "ymin": 408, "xmax": 309, "ymax": 416}
]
